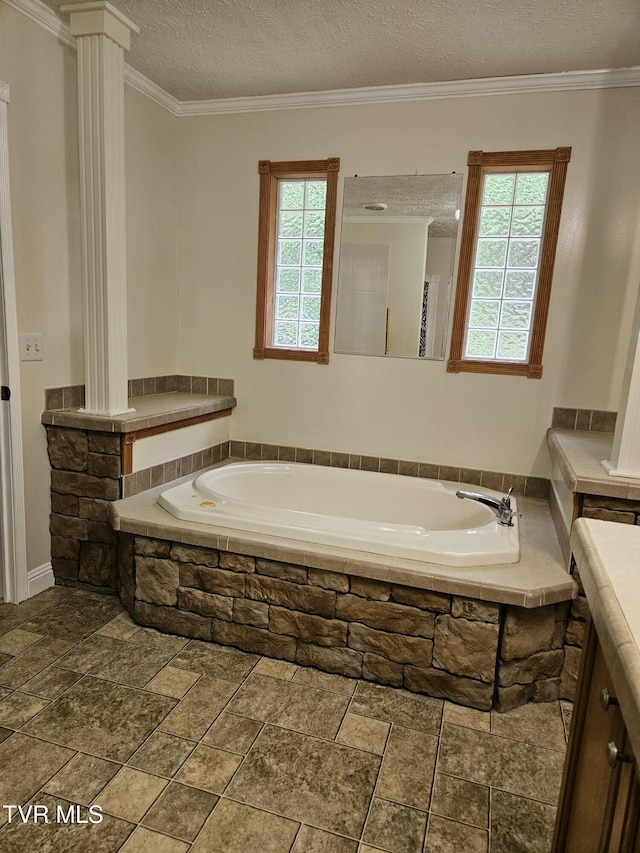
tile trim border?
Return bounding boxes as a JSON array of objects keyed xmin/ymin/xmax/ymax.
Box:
[
  {"xmin": 551, "ymin": 407, "xmax": 617, "ymax": 433},
  {"xmin": 44, "ymin": 375, "xmax": 234, "ymax": 410}
]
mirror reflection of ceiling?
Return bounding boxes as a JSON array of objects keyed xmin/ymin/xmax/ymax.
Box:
[
  {"xmin": 46, "ymin": 0, "xmax": 638, "ymax": 102},
  {"xmin": 342, "ymin": 175, "xmax": 462, "ymax": 238}
]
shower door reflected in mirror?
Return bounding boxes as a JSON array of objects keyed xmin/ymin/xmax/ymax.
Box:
[{"xmin": 334, "ymin": 173, "xmax": 463, "ymax": 359}]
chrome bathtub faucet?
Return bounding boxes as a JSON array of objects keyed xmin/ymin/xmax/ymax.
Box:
[{"xmin": 455, "ymin": 486, "xmax": 519, "ymax": 527}]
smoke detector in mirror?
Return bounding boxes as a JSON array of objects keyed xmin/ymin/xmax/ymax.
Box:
[{"xmin": 362, "ymin": 202, "xmax": 388, "ymax": 211}]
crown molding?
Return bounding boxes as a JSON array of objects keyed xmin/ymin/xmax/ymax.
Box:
[
  {"xmin": 6, "ymin": 0, "xmax": 640, "ymax": 119},
  {"xmin": 124, "ymin": 66, "xmax": 180, "ymax": 115},
  {"xmin": 177, "ymin": 66, "xmax": 640, "ymax": 116}
]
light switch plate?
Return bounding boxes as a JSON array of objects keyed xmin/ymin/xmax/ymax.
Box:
[{"xmin": 20, "ymin": 333, "xmax": 43, "ymax": 361}]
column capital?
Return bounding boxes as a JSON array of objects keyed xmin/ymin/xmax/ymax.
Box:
[{"xmin": 61, "ymin": 2, "xmax": 139, "ymax": 50}]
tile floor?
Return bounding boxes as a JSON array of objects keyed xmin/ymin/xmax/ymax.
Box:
[{"xmin": 0, "ymin": 587, "xmax": 572, "ymax": 852}]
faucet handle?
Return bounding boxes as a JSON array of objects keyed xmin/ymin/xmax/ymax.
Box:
[{"xmin": 502, "ymin": 486, "xmax": 513, "ymax": 506}]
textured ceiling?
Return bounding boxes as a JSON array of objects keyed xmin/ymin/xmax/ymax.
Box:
[{"xmin": 47, "ymin": 0, "xmax": 640, "ymax": 101}]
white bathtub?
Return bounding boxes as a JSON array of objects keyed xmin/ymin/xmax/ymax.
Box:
[{"xmin": 158, "ymin": 461, "xmax": 519, "ymax": 567}]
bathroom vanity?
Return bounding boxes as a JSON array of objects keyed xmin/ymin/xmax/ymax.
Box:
[{"xmin": 553, "ymin": 519, "xmax": 640, "ymax": 852}]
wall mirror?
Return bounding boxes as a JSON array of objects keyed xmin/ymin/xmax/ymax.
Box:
[{"xmin": 334, "ymin": 173, "xmax": 463, "ymax": 359}]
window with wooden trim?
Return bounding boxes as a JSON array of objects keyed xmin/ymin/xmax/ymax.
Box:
[
  {"xmin": 448, "ymin": 148, "xmax": 571, "ymax": 378},
  {"xmin": 254, "ymin": 158, "xmax": 340, "ymax": 364}
]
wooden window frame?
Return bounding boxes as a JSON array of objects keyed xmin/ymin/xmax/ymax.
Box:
[
  {"xmin": 253, "ymin": 157, "xmax": 340, "ymax": 365},
  {"xmin": 447, "ymin": 147, "xmax": 571, "ymax": 378}
]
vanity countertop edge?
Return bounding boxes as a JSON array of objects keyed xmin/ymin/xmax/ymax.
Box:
[{"xmin": 571, "ymin": 517, "xmax": 640, "ymax": 757}]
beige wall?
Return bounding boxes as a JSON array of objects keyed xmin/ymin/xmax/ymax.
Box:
[
  {"xmin": 0, "ymin": 4, "xmax": 178, "ymax": 571},
  {"xmin": 176, "ymin": 89, "xmax": 640, "ymax": 476}
]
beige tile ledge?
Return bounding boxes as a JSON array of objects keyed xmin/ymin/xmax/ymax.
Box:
[
  {"xmin": 41, "ymin": 392, "xmax": 236, "ymax": 433},
  {"xmin": 547, "ymin": 428, "xmax": 640, "ymax": 499},
  {"xmin": 570, "ymin": 518, "xmax": 640, "ymax": 757},
  {"xmin": 110, "ymin": 465, "xmax": 573, "ymax": 609}
]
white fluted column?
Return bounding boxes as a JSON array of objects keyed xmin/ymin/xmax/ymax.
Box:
[{"xmin": 62, "ymin": 2, "xmax": 139, "ymax": 415}]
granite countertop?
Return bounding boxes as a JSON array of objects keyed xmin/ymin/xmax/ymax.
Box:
[
  {"xmin": 547, "ymin": 429, "xmax": 640, "ymax": 500},
  {"xmin": 41, "ymin": 392, "xmax": 236, "ymax": 433},
  {"xmin": 111, "ymin": 463, "xmax": 575, "ymax": 609},
  {"xmin": 571, "ymin": 518, "xmax": 640, "ymax": 757}
]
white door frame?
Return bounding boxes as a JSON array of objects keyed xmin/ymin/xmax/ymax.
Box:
[{"xmin": 0, "ymin": 81, "xmax": 28, "ymax": 603}]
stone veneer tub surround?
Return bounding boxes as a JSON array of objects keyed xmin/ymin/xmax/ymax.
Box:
[{"xmin": 109, "ymin": 474, "xmax": 575, "ymax": 712}]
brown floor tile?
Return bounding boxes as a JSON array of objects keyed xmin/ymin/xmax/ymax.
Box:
[
  {"xmin": 57, "ymin": 635, "xmax": 175, "ymax": 688},
  {"xmin": 23, "ymin": 676, "xmax": 176, "ymax": 761},
  {"xmin": 0, "ymin": 628, "xmax": 44, "ymax": 655},
  {"xmin": 293, "ymin": 666, "xmax": 357, "ymax": 695},
  {"xmin": 377, "ymin": 725, "xmax": 438, "ymax": 810},
  {"xmin": 145, "ymin": 665, "xmax": 200, "ymax": 698},
  {"xmin": 44, "ymin": 752, "xmax": 120, "ymax": 804},
  {"xmin": 0, "ymin": 654, "xmax": 10, "ymax": 667},
  {"xmin": 172, "ymin": 639, "xmax": 258, "ymax": 681},
  {"xmin": 203, "ymin": 711, "xmax": 263, "ymax": 753},
  {"xmin": 120, "ymin": 826, "xmax": 190, "ymax": 853},
  {"xmin": 98, "ymin": 766, "xmax": 167, "ymax": 821},
  {"xmin": 21, "ymin": 593, "xmax": 122, "ymax": 641},
  {"xmin": 254, "ymin": 657, "xmax": 298, "ymax": 680},
  {"xmin": 425, "ymin": 815, "xmax": 488, "ymax": 852},
  {"xmin": 350, "ymin": 682, "xmax": 443, "ymax": 734},
  {"xmin": 0, "ymin": 690, "xmax": 49, "ymax": 728},
  {"xmin": 0, "ymin": 637, "xmax": 75, "ymax": 688},
  {"xmin": 0, "ymin": 588, "xmax": 73, "ymax": 634},
  {"xmin": 191, "ymin": 798, "xmax": 300, "ymax": 853},
  {"xmin": 444, "ymin": 701, "xmax": 491, "ymax": 732},
  {"xmin": 175, "ymin": 743, "xmax": 242, "ymax": 793},
  {"xmin": 227, "ymin": 724, "xmax": 380, "ymax": 837},
  {"xmin": 160, "ymin": 675, "xmax": 237, "ymax": 740},
  {"xmin": 129, "ymin": 731, "xmax": 195, "ymax": 777},
  {"xmin": 0, "ymin": 793, "xmax": 134, "ymax": 851},
  {"xmin": 490, "ymin": 701, "xmax": 566, "ymax": 751},
  {"xmin": 437, "ymin": 723, "xmax": 564, "ymax": 805},
  {"xmin": 0, "ymin": 734, "xmax": 75, "ymax": 827},
  {"xmin": 430, "ymin": 773, "xmax": 489, "ymax": 829},
  {"xmin": 337, "ymin": 712, "xmax": 389, "ymax": 754},
  {"xmin": 363, "ymin": 798, "xmax": 427, "ymax": 853},
  {"xmin": 21, "ymin": 665, "xmax": 84, "ymax": 699},
  {"xmin": 142, "ymin": 782, "xmax": 218, "ymax": 840},
  {"xmin": 128, "ymin": 627, "xmax": 190, "ymax": 653},
  {"xmin": 291, "ymin": 825, "xmax": 358, "ymax": 851},
  {"xmin": 227, "ymin": 674, "xmax": 350, "ymax": 739},
  {"xmin": 96, "ymin": 614, "xmax": 140, "ymax": 641},
  {"xmin": 490, "ymin": 789, "xmax": 557, "ymax": 853},
  {"xmin": 0, "ymin": 726, "xmax": 12, "ymax": 742}
]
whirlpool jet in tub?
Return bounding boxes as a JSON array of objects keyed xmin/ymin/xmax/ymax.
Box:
[{"xmin": 158, "ymin": 461, "xmax": 520, "ymax": 567}]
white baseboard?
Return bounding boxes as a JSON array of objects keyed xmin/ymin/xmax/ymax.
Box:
[{"xmin": 27, "ymin": 562, "xmax": 55, "ymax": 598}]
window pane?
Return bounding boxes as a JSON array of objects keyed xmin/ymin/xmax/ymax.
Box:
[
  {"xmin": 302, "ymin": 296, "xmax": 321, "ymax": 321},
  {"xmin": 274, "ymin": 321, "xmax": 297, "ymax": 346},
  {"xmin": 304, "ymin": 211, "xmax": 325, "ymax": 237},
  {"xmin": 305, "ymin": 181, "xmax": 326, "ymax": 209},
  {"xmin": 497, "ymin": 331, "xmax": 529, "ymax": 360},
  {"xmin": 500, "ymin": 301, "xmax": 532, "ymax": 329},
  {"xmin": 507, "ymin": 239, "xmax": 540, "ymax": 269},
  {"xmin": 466, "ymin": 330, "xmax": 497, "ymax": 359},
  {"xmin": 472, "ymin": 271, "xmax": 504, "ymax": 298},
  {"xmin": 300, "ymin": 323, "xmax": 320, "ymax": 348},
  {"xmin": 482, "ymin": 174, "xmax": 515, "ymax": 205},
  {"xmin": 514, "ymin": 173, "xmax": 549, "ymax": 205},
  {"xmin": 303, "ymin": 240, "xmax": 324, "ymax": 266},
  {"xmin": 277, "ymin": 268, "xmax": 301, "ymax": 293},
  {"xmin": 278, "ymin": 211, "xmax": 303, "ymax": 238},
  {"xmin": 469, "ymin": 300, "xmax": 500, "ymax": 328},
  {"xmin": 511, "ymin": 206, "xmax": 544, "ymax": 237},
  {"xmin": 504, "ymin": 270, "xmax": 536, "ymax": 299},
  {"xmin": 479, "ymin": 207, "xmax": 511, "ymax": 237},
  {"xmin": 476, "ymin": 239, "xmax": 508, "ymax": 268},
  {"xmin": 278, "ymin": 240, "xmax": 302, "ymax": 265},
  {"xmin": 280, "ymin": 182, "xmax": 304, "ymax": 209},
  {"xmin": 302, "ymin": 268, "xmax": 322, "ymax": 293},
  {"xmin": 275, "ymin": 295, "xmax": 299, "ymax": 319}
]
